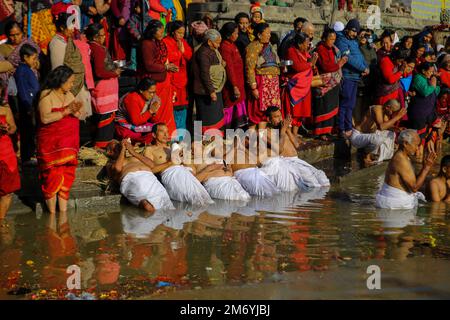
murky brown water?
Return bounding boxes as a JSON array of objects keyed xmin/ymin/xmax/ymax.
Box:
[{"xmin": 1, "ymin": 156, "xmax": 450, "ymax": 300}]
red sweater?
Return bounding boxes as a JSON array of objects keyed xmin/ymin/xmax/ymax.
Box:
[
  {"xmin": 316, "ymin": 42, "xmax": 340, "ymax": 73},
  {"xmin": 123, "ymin": 92, "xmax": 155, "ymax": 126},
  {"xmin": 140, "ymin": 39, "xmax": 168, "ymax": 83},
  {"xmin": 379, "ymin": 56, "xmax": 402, "ymax": 84},
  {"xmin": 439, "ymin": 68, "xmax": 450, "ymax": 88},
  {"xmin": 219, "ymin": 39, "xmax": 246, "ymax": 108},
  {"xmin": 89, "ymin": 42, "xmax": 118, "ymax": 81},
  {"xmin": 286, "ymin": 46, "xmax": 311, "ymax": 77}
]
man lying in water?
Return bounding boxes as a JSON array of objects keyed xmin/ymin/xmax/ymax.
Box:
[
  {"xmin": 105, "ymin": 139, "xmax": 174, "ymax": 213},
  {"xmin": 376, "ymin": 129, "xmax": 437, "ymax": 209},
  {"xmin": 258, "ymin": 106, "xmax": 330, "ymax": 192},
  {"xmin": 143, "ymin": 123, "xmax": 213, "ymax": 206},
  {"xmin": 351, "ymin": 99, "xmax": 407, "ymax": 166},
  {"xmin": 190, "ymin": 141, "xmax": 251, "ymax": 201},
  {"xmin": 425, "ymin": 155, "xmax": 450, "ymax": 203}
]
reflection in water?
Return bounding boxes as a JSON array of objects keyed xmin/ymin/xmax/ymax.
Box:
[{"xmin": 1, "ymin": 171, "xmax": 450, "ymax": 299}]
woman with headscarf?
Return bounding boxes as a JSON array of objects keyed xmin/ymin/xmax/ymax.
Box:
[
  {"xmin": 86, "ymin": 23, "xmax": 121, "ymax": 149},
  {"xmin": 219, "ymin": 22, "xmax": 247, "ymax": 130},
  {"xmin": 140, "ymin": 19, "xmax": 178, "ymax": 137},
  {"xmin": 246, "ymin": 23, "xmax": 280, "ymax": 129},
  {"xmin": 192, "ymin": 29, "xmax": 226, "ymax": 135},
  {"xmin": 163, "ymin": 20, "xmax": 193, "ymax": 138}
]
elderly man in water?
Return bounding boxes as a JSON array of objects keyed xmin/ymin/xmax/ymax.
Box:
[
  {"xmin": 351, "ymin": 99, "xmax": 407, "ymax": 166},
  {"xmin": 376, "ymin": 129, "xmax": 437, "ymax": 209},
  {"xmin": 426, "ymin": 155, "xmax": 450, "ymax": 203},
  {"xmin": 105, "ymin": 139, "xmax": 174, "ymax": 213}
]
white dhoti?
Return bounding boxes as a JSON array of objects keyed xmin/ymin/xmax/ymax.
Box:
[
  {"xmin": 120, "ymin": 171, "xmax": 174, "ymax": 210},
  {"xmin": 121, "ymin": 208, "xmax": 168, "ymax": 238},
  {"xmin": 161, "ymin": 165, "xmax": 214, "ymax": 206},
  {"xmin": 234, "ymin": 167, "xmax": 280, "ymax": 197},
  {"xmin": 203, "ymin": 176, "xmax": 251, "ymax": 201},
  {"xmin": 351, "ymin": 129, "xmax": 395, "ymax": 162},
  {"xmin": 375, "ymin": 183, "xmax": 426, "ymax": 209},
  {"xmin": 261, "ymin": 157, "xmax": 330, "ymax": 192}
]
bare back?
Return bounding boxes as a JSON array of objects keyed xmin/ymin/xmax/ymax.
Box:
[{"xmin": 384, "ymin": 151, "xmax": 415, "ymax": 192}]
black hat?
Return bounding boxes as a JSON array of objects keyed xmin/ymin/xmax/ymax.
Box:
[{"xmin": 345, "ymin": 19, "xmax": 361, "ymax": 33}]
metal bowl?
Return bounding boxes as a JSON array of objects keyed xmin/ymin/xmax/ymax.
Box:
[
  {"xmin": 280, "ymin": 60, "xmax": 293, "ymax": 67},
  {"xmin": 113, "ymin": 60, "xmax": 127, "ymax": 68}
]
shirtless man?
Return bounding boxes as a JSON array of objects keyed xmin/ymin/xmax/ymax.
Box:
[
  {"xmin": 143, "ymin": 123, "xmax": 213, "ymax": 205},
  {"xmin": 375, "ymin": 129, "xmax": 438, "ymax": 209},
  {"xmin": 106, "ymin": 139, "xmax": 174, "ymax": 213},
  {"xmin": 351, "ymin": 99, "xmax": 407, "ymax": 165},
  {"xmin": 259, "ymin": 106, "xmax": 330, "ymax": 191},
  {"xmin": 426, "ymin": 155, "xmax": 450, "ymax": 203}
]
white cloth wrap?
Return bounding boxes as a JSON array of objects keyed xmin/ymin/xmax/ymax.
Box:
[
  {"xmin": 261, "ymin": 156, "xmax": 330, "ymax": 191},
  {"xmin": 234, "ymin": 167, "xmax": 280, "ymax": 197},
  {"xmin": 161, "ymin": 165, "xmax": 214, "ymax": 206},
  {"xmin": 375, "ymin": 183, "xmax": 426, "ymax": 209},
  {"xmin": 203, "ymin": 176, "xmax": 251, "ymax": 201},
  {"xmin": 351, "ymin": 129, "xmax": 395, "ymax": 162},
  {"xmin": 120, "ymin": 171, "xmax": 174, "ymax": 210}
]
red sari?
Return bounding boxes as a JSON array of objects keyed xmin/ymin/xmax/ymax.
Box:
[
  {"xmin": 37, "ymin": 107, "xmax": 79, "ymax": 200},
  {"xmin": 282, "ymin": 46, "xmax": 313, "ymax": 127},
  {"xmin": 141, "ymin": 39, "xmax": 176, "ymax": 136},
  {"xmin": 0, "ymin": 119, "xmax": 20, "ymax": 197}
]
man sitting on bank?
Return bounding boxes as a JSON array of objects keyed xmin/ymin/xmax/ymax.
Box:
[
  {"xmin": 376, "ymin": 129, "xmax": 437, "ymax": 209},
  {"xmin": 106, "ymin": 139, "xmax": 175, "ymax": 213},
  {"xmin": 260, "ymin": 106, "xmax": 330, "ymax": 192},
  {"xmin": 351, "ymin": 99, "xmax": 407, "ymax": 165},
  {"xmin": 426, "ymin": 155, "xmax": 450, "ymax": 203},
  {"xmin": 143, "ymin": 123, "xmax": 214, "ymax": 206}
]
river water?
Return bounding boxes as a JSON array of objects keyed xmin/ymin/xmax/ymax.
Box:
[{"xmin": 1, "ymin": 151, "xmax": 449, "ymax": 300}]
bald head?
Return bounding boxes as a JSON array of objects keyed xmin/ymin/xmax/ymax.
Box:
[
  {"xmin": 301, "ymin": 22, "xmax": 315, "ymax": 40},
  {"xmin": 384, "ymin": 99, "xmax": 401, "ymax": 112}
]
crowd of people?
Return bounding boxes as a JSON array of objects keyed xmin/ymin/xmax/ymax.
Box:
[{"xmin": 1, "ymin": 1, "xmax": 450, "ymax": 221}]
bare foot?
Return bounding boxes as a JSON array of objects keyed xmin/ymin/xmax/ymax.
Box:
[{"xmin": 139, "ymin": 200, "xmax": 155, "ymax": 216}]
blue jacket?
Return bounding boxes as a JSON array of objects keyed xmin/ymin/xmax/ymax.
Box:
[
  {"xmin": 14, "ymin": 64, "xmax": 40, "ymax": 113},
  {"xmin": 335, "ymin": 31, "xmax": 368, "ymax": 81}
]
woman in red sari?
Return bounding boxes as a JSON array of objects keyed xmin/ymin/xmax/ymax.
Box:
[
  {"xmin": 37, "ymin": 66, "xmax": 84, "ymax": 214},
  {"xmin": 375, "ymin": 49, "xmax": 408, "ymax": 105},
  {"xmin": 163, "ymin": 21, "xmax": 193, "ymax": 138},
  {"xmin": 283, "ymin": 32, "xmax": 317, "ymax": 136},
  {"xmin": 86, "ymin": 23, "xmax": 121, "ymax": 149},
  {"xmin": 0, "ymin": 84, "xmax": 20, "ymax": 221},
  {"xmin": 140, "ymin": 20, "xmax": 178, "ymax": 138}
]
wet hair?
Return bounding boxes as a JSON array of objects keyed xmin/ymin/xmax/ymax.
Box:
[
  {"xmin": 418, "ymin": 61, "xmax": 435, "ymax": 73},
  {"xmin": 143, "ymin": 20, "xmax": 164, "ymax": 40},
  {"xmin": 294, "ymin": 17, "xmax": 307, "ymax": 29},
  {"xmin": 220, "ymin": 22, "xmax": 238, "ymax": 40},
  {"xmin": 384, "ymin": 99, "xmax": 401, "ymax": 111},
  {"xmin": 151, "ymin": 122, "xmax": 167, "ymax": 134},
  {"xmin": 321, "ymin": 26, "xmax": 336, "ymax": 41},
  {"xmin": 136, "ymin": 77, "xmax": 156, "ymax": 92},
  {"xmin": 19, "ymin": 44, "xmax": 38, "ymax": 61},
  {"xmin": 85, "ymin": 23, "xmax": 104, "ymax": 41},
  {"xmin": 391, "ymin": 48, "xmax": 410, "ymax": 61},
  {"xmin": 42, "ymin": 65, "xmax": 74, "ymax": 92},
  {"xmin": 167, "ymin": 20, "xmax": 185, "ymax": 37},
  {"xmin": 265, "ymin": 106, "xmax": 281, "ymax": 118},
  {"xmin": 105, "ymin": 140, "xmax": 120, "ymax": 159},
  {"xmin": 234, "ymin": 12, "xmax": 249, "ymax": 24},
  {"xmin": 398, "ymin": 129, "xmax": 418, "ymax": 145},
  {"xmin": 55, "ymin": 12, "xmax": 72, "ymax": 32},
  {"xmin": 440, "ymin": 155, "xmax": 450, "ymax": 170},
  {"xmin": 5, "ymin": 21, "xmax": 22, "ymax": 37},
  {"xmin": 254, "ymin": 22, "xmax": 270, "ymax": 39},
  {"xmin": 292, "ymin": 32, "xmax": 309, "ymax": 47}
]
